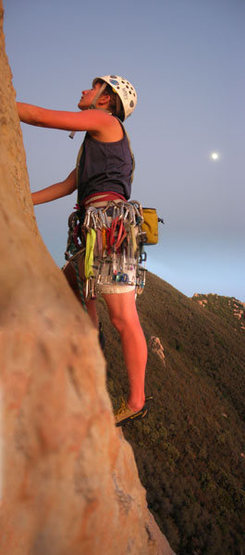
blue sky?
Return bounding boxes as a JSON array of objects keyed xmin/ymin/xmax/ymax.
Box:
[{"xmin": 4, "ymin": 0, "xmax": 245, "ymax": 301}]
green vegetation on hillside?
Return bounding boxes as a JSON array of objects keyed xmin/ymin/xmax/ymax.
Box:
[
  {"xmin": 192, "ymin": 293, "xmax": 245, "ymax": 335},
  {"xmin": 98, "ymin": 273, "xmax": 245, "ymax": 555}
]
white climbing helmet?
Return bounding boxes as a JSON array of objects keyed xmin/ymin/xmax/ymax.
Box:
[{"xmin": 92, "ymin": 75, "xmax": 137, "ymax": 121}]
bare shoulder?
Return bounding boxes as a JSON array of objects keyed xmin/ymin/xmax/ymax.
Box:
[{"xmin": 89, "ymin": 112, "xmax": 124, "ymax": 142}]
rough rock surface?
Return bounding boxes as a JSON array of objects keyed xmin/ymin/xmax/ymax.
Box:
[
  {"xmin": 149, "ymin": 337, "xmax": 166, "ymax": 365},
  {"xmin": 0, "ymin": 5, "xmax": 173, "ymax": 554}
]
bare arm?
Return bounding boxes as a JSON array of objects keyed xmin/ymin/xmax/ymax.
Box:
[
  {"xmin": 17, "ymin": 102, "xmax": 120, "ymax": 139},
  {"xmin": 32, "ymin": 168, "xmax": 76, "ymax": 205}
]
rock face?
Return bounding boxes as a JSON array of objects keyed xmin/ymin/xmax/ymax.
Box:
[
  {"xmin": 0, "ymin": 5, "xmax": 173, "ymax": 554},
  {"xmin": 149, "ymin": 337, "xmax": 166, "ymax": 365}
]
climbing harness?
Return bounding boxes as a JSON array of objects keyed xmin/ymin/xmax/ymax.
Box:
[{"xmin": 64, "ymin": 200, "xmax": 147, "ymax": 302}]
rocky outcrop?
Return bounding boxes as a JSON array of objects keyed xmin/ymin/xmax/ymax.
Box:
[
  {"xmin": 0, "ymin": 4, "xmax": 173, "ymax": 554},
  {"xmin": 149, "ymin": 337, "xmax": 166, "ymax": 365},
  {"xmin": 192, "ymin": 293, "xmax": 245, "ymax": 332}
]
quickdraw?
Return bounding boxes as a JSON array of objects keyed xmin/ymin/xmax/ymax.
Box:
[{"xmin": 64, "ymin": 200, "xmax": 147, "ymax": 300}]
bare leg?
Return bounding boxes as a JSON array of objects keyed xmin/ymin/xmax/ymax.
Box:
[
  {"xmin": 85, "ymin": 298, "xmax": 99, "ymax": 329},
  {"xmin": 63, "ymin": 263, "xmax": 99, "ymax": 328},
  {"xmin": 103, "ymin": 290, "xmax": 147, "ymax": 411}
]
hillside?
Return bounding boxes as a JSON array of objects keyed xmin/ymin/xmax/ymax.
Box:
[
  {"xmin": 192, "ymin": 292, "xmax": 245, "ymax": 334},
  {"xmin": 97, "ymin": 272, "xmax": 245, "ymax": 555}
]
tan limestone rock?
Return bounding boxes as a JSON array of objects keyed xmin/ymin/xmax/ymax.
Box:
[
  {"xmin": 149, "ymin": 336, "xmax": 166, "ymax": 366},
  {"xmin": 0, "ymin": 5, "xmax": 173, "ymax": 554}
]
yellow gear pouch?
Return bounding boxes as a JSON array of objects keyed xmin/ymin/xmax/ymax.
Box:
[{"xmin": 142, "ymin": 208, "xmax": 159, "ymax": 245}]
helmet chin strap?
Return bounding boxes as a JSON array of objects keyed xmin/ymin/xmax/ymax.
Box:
[
  {"xmin": 69, "ymin": 82, "xmax": 107, "ymax": 139},
  {"xmin": 89, "ymin": 82, "xmax": 107, "ymax": 109}
]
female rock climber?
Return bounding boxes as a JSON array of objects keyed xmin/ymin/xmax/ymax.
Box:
[{"xmin": 17, "ymin": 75, "xmax": 148, "ymax": 426}]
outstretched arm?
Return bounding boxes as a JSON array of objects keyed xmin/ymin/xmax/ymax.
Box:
[
  {"xmin": 32, "ymin": 168, "xmax": 76, "ymax": 205},
  {"xmin": 16, "ymin": 102, "xmax": 118, "ymax": 137}
]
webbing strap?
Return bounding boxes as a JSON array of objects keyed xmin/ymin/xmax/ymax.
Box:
[
  {"xmin": 84, "ymin": 229, "xmax": 96, "ymax": 278},
  {"xmin": 89, "ymin": 82, "xmax": 107, "ymax": 110},
  {"xmin": 75, "ymin": 141, "xmax": 84, "ymax": 195},
  {"xmin": 124, "ymin": 129, "xmax": 135, "ymax": 185}
]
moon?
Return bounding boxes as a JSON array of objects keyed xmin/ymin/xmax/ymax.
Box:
[{"xmin": 210, "ymin": 152, "xmax": 219, "ymax": 160}]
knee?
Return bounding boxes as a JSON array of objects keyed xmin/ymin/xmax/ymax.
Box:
[
  {"xmin": 104, "ymin": 291, "xmax": 140, "ymax": 334},
  {"xmin": 110, "ymin": 312, "xmax": 125, "ymax": 333},
  {"xmin": 110, "ymin": 310, "xmax": 138, "ymax": 334}
]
